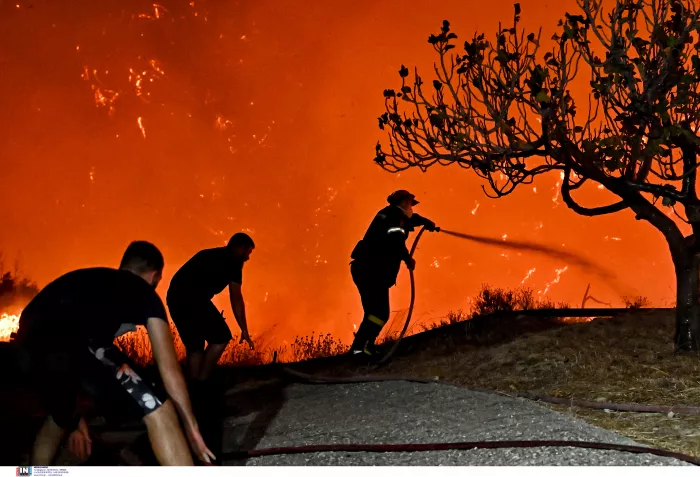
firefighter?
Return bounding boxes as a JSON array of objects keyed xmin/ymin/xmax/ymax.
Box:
[{"xmin": 349, "ymin": 190, "xmax": 439, "ymax": 357}]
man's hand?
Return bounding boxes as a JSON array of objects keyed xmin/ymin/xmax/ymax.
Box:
[
  {"xmin": 184, "ymin": 424, "xmax": 216, "ymax": 464},
  {"xmin": 423, "ymin": 219, "xmax": 438, "ymax": 232},
  {"xmin": 405, "ymin": 257, "xmax": 416, "ymax": 271},
  {"xmin": 239, "ymin": 330, "xmax": 254, "ymax": 350},
  {"xmin": 67, "ymin": 417, "xmax": 92, "ymax": 461}
]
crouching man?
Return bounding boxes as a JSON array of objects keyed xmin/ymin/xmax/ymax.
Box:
[{"xmin": 15, "ymin": 241, "xmax": 214, "ymax": 465}]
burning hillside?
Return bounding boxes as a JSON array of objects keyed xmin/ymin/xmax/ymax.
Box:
[{"xmin": 0, "ymin": 0, "xmax": 685, "ymax": 348}]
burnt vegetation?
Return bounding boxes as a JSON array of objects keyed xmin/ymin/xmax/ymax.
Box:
[
  {"xmin": 374, "ymin": 0, "xmax": 700, "ymax": 351},
  {"xmin": 0, "ymin": 258, "xmax": 39, "ymax": 314}
]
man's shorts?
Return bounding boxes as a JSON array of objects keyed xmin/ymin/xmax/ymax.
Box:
[
  {"xmin": 166, "ymin": 297, "xmax": 233, "ymax": 353},
  {"xmin": 18, "ymin": 344, "xmax": 168, "ymax": 432}
]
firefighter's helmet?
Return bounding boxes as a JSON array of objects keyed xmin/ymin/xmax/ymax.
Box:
[{"xmin": 387, "ymin": 189, "xmax": 419, "ymax": 206}]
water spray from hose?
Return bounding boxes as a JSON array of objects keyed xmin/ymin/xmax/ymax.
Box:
[
  {"xmin": 376, "ymin": 226, "xmax": 625, "ymax": 366},
  {"xmin": 439, "ymin": 229, "xmax": 617, "ymax": 281}
]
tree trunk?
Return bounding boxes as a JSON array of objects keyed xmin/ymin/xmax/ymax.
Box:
[
  {"xmin": 620, "ymin": 189, "xmax": 700, "ymax": 352},
  {"xmin": 674, "ymin": 245, "xmax": 700, "ymax": 352}
]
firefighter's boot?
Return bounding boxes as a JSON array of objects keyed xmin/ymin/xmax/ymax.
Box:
[{"xmin": 350, "ymin": 314, "xmax": 386, "ymax": 358}]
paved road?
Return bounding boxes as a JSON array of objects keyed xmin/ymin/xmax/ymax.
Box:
[{"xmin": 221, "ymin": 380, "xmax": 690, "ymax": 466}]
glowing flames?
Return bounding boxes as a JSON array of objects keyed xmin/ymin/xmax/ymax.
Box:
[
  {"xmin": 552, "ymin": 171, "xmax": 565, "ymax": 207},
  {"xmin": 137, "ymin": 117, "xmax": 147, "ymax": 138},
  {"xmin": 128, "ymin": 60, "xmax": 166, "ymax": 102},
  {"xmin": 540, "ymin": 266, "xmax": 569, "ymax": 295},
  {"xmin": 521, "ymin": 267, "xmax": 536, "ymax": 285},
  {"xmin": 3, "ymin": 0, "xmax": 664, "ymax": 346},
  {"xmin": 0, "ymin": 313, "xmax": 20, "ymax": 342},
  {"xmin": 215, "ymin": 114, "xmax": 234, "ymax": 131},
  {"xmin": 81, "ymin": 54, "xmax": 166, "ymax": 141},
  {"xmin": 135, "ymin": 4, "xmax": 168, "ymax": 20}
]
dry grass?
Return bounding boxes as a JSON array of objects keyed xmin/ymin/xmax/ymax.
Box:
[
  {"xmin": 114, "ymin": 320, "xmax": 348, "ymax": 367},
  {"xmin": 289, "ymin": 333, "xmax": 348, "ymax": 361}
]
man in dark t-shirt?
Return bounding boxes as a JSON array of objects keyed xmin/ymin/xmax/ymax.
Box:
[
  {"xmin": 167, "ymin": 232, "xmax": 255, "ymax": 383},
  {"xmin": 15, "ymin": 241, "xmax": 215, "ymax": 466},
  {"xmin": 18, "ymin": 268, "xmax": 165, "ymax": 349}
]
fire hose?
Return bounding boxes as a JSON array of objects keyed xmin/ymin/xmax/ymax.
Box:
[
  {"xmin": 219, "ymin": 440, "xmax": 700, "ymax": 465},
  {"xmin": 279, "ymin": 368, "xmax": 700, "ymax": 415},
  {"xmin": 376, "ymin": 225, "xmax": 429, "ymax": 366}
]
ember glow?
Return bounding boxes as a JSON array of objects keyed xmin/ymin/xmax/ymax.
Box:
[
  {"xmin": 540, "ymin": 267, "xmax": 570, "ymax": 296},
  {"xmin": 521, "ymin": 268, "xmax": 537, "ymax": 285},
  {"xmin": 0, "ymin": 0, "xmax": 686, "ymax": 347}
]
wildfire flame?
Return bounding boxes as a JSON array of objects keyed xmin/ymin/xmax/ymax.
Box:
[
  {"xmin": 0, "ymin": 313, "xmax": 20, "ymax": 342},
  {"xmin": 137, "ymin": 117, "xmax": 147, "ymax": 138},
  {"xmin": 521, "ymin": 267, "xmax": 536, "ymax": 285},
  {"xmin": 552, "ymin": 171, "xmax": 565, "ymax": 207},
  {"xmin": 540, "ymin": 266, "xmax": 569, "ymax": 295},
  {"xmin": 135, "ymin": 4, "xmax": 168, "ymax": 20}
]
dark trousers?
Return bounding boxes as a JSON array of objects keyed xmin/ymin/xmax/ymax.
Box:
[{"xmin": 350, "ymin": 261, "xmax": 392, "ymax": 351}]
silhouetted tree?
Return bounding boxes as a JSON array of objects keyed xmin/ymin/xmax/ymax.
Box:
[{"xmin": 374, "ymin": 0, "xmax": 700, "ymax": 351}]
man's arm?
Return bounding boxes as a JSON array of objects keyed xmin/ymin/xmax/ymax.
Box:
[
  {"xmin": 229, "ymin": 282, "xmax": 253, "ymax": 348},
  {"xmin": 146, "ymin": 317, "xmax": 198, "ymax": 432},
  {"xmin": 410, "ymin": 213, "xmax": 437, "ymax": 231},
  {"xmin": 385, "ymin": 218, "xmax": 414, "ymax": 268}
]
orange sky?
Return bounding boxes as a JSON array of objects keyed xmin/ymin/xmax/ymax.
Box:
[{"xmin": 0, "ymin": 0, "xmax": 687, "ymax": 345}]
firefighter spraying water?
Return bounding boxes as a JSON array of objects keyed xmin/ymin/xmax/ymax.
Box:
[
  {"xmin": 349, "ymin": 191, "xmax": 621, "ymax": 364},
  {"xmin": 349, "ymin": 190, "xmax": 439, "ymax": 359}
]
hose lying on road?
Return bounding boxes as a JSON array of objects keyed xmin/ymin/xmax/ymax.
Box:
[
  {"xmin": 83, "ymin": 369, "xmax": 700, "ymax": 467},
  {"xmin": 281, "ymin": 368, "xmax": 700, "ymax": 415},
  {"xmin": 220, "ymin": 439, "xmax": 700, "ymax": 465},
  {"xmin": 209, "ymin": 368, "xmax": 698, "ymax": 466}
]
